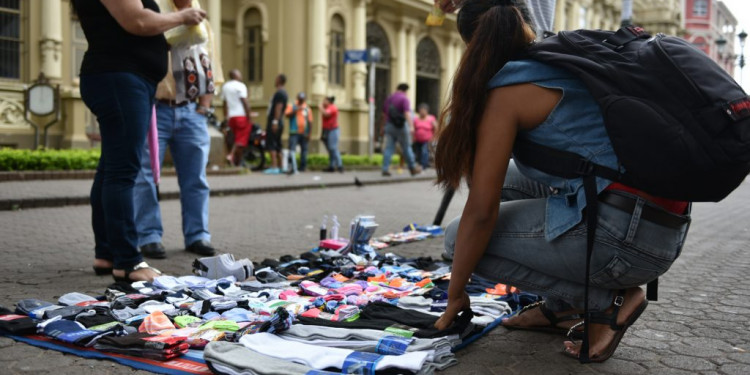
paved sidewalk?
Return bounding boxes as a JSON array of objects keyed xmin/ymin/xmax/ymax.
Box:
[
  {"xmin": 0, "ymin": 178, "xmax": 749, "ymax": 374},
  {"xmin": 0, "ymin": 169, "xmax": 435, "ymax": 210}
]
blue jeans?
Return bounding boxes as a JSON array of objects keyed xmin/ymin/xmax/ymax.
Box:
[
  {"xmin": 81, "ymin": 72, "xmax": 154, "ymax": 270},
  {"xmin": 444, "ymin": 161, "xmax": 691, "ymax": 312},
  {"xmin": 134, "ymin": 102, "xmax": 211, "ymax": 247},
  {"xmin": 323, "ymin": 128, "xmax": 342, "ymax": 168},
  {"xmin": 412, "ymin": 141, "xmax": 430, "ymax": 169},
  {"xmin": 288, "ymin": 134, "xmax": 309, "ymax": 171},
  {"xmin": 382, "ymin": 122, "xmax": 416, "ymax": 171}
]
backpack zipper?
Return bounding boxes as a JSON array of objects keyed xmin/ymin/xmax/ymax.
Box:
[{"xmin": 652, "ymin": 34, "xmax": 710, "ymax": 104}]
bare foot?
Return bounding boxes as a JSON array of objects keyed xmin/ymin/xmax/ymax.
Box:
[
  {"xmin": 93, "ymin": 259, "xmax": 113, "ymax": 269},
  {"xmin": 563, "ymin": 287, "xmax": 647, "ymax": 361},
  {"xmin": 502, "ymin": 302, "xmax": 583, "ymax": 332},
  {"xmin": 112, "ymin": 267, "xmax": 160, "ymax": 282}
]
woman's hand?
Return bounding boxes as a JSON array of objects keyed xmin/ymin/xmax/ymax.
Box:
[
  {"xmin": 434, "ymin": 290, "xmax": 470, "ymax": 330},
  {"xmin": 436, "ymin": 0, "xmax": 464, "ymax": 13},
  {"xmin": 178, "ymin": 7, "xmax": 206, "ymax": 26}
]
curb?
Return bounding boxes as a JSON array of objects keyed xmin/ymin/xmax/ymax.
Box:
[
  {"xmin": 0, "ymin": 174, "xmax": 435, "ymax": 211},
  {"xmin": 0, "ymin": 166, "xmax": 383, "ymax": 182}
]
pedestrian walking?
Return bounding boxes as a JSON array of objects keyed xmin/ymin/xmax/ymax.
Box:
[
  {"xmin": 381, "ymin": 83, "xmax": 421, "ymax": 177},
  {"xmin": 73, "ymin": 0, "xmax": 204, "ymax": 282},
  {"xmin": 133, "ymin": 0, "xmax": 222, "ymax": 260},
  {"xmin": 320, "ymin": 96, "xmax": 343, "ymax": 173},
  {"xmin": 221, "ymin": 69, "xmax": 252, "ymax": 167},
  {"xmin": 412, "ymin": 103, "xmax": 437, "ymax": 169},
  {"xmin": 285, "ymin": 92, "xmax": 314, "ymax": 173},
  {"xmin": 433, "ymin": 0, "xmax": 690, "ymax": 363},
  {"xmin": 264, "ymin": 74, "xmax": 288, "ymax": 174}
]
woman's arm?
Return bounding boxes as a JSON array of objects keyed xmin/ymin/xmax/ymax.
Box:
[
  {"xmin": 101, "ymin": 0, "xmax": 206, "ymax": 37},
  {"xmin": 434, "ymin": 83, "xmax": 562, "ymax": 330}
]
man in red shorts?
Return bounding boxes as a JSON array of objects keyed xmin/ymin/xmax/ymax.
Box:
[{"xmin": 221, "ymin": 69, "xmax": 251, "ymax": 166}]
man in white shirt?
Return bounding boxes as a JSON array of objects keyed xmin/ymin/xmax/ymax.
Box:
[{"xmin": 221, "ymin": 69, "xmax": 251, "ymax": 166}]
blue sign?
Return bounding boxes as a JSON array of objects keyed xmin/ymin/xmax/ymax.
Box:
[{"xmin": 344, "ymin": 49, "xmax": 368, "ymax": 63}]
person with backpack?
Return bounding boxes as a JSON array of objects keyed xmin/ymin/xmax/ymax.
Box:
[
  {"xmin": 285, "ymin": 92, "xmax": 314, "ymax": 173},
  {"xmin": 381, "ymin": 83, "xmax": 421, "ymax": 176},
  {"xmin": 432, "ymin": 0, "xmax": 693, "ymax": 362}
]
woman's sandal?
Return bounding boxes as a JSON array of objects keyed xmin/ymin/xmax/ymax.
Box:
[
  {"xmin": 503, "ymin": 301, "xmax": 584, "ymax": 337},
  {"xmin": 93, "ymin": 266, "xmax": 113, "ymax": 276},
  {"xmin": 112, "ymin": 262, "xmax": 162, "ymax": 283},
  {"xmin": 563, "ymin": 289, "xmax": 649, "ymax": 362}
]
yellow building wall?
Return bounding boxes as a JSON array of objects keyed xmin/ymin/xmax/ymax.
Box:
[{"xmin": 0, "ymin": 0, "xmax": 683, "ymax": 154}]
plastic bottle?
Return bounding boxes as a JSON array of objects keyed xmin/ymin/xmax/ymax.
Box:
[
  {"xmin": 320, "ymin": 215, "xmax": 328, "ymax": 240},
  {"xmin": 331, "ymin": 215, "xmax": 340, "ymax": 239}
]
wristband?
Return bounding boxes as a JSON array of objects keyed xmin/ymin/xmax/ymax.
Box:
[{"xmin": 272, "ymin": 119, "xmax": 279, "ymax": 125}]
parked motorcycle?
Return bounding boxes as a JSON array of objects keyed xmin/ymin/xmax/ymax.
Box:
[{"xmin": 208, "ymin": 111, "xmax": 266, "ymax": 171}]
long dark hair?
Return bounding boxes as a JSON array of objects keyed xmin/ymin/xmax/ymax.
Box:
[{"xmin": 435, "ymin": 0, "xmax": 536, "ymax": 190}]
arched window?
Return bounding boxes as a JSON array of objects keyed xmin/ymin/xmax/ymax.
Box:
[
  {"xmin": 0, "ymin": 0, "xmax": 22, "ymax": 79},
  {"xmin": 328, "ymin": 14, "xmax": 345, "ymax": 86},
  {"xmin": 693, "ymin": 0, "xmax": 708, "ymax": 17},
  {"xmin": 244, "ymin": 8, "xmax": 263, "ymax": 83}
]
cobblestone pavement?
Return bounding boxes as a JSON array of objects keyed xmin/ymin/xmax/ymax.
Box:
[{"xmin": 1, "ymin": 178, "xmax": 749, "ymax": 374}]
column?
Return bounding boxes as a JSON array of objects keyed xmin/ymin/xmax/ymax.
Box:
[
  {"xmin": 206, "ymin": 0, "xmax": 222, "ymax": 61},
  {"xmin": 309, "ymin": 0, "xmax": 328, "ymax": 98},
  {"xmin": 351, "ymin": 0, "xmax": 367, "ymax": 104},
  {"xmin": 40, "ymin": 1, "xmax": 63, "ymax": 80},
  {"xmin": 397, "ymin": 22, "xmax": 408, "ymax": 86},
  {"xmin": 406, "ymin": 23, "xmax": 417, "ymax": 107}
]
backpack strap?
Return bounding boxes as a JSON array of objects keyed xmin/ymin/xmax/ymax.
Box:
[
  {"xmin": 513, "ymin": 138, "xmax": 623, "ymax": 182},
  {"xmin": 514, "ymin": 138, "xmax": 622, "ymax": 364}
]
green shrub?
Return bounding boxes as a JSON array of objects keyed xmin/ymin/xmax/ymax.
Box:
[{"xmin": 0, "ymin": 148, "xmax": 101, "ymax": 171}]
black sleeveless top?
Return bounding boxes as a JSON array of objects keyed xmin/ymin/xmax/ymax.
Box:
[{"xmin": 74, "ymin": 0, "xmax": 169, "ymax": 84}]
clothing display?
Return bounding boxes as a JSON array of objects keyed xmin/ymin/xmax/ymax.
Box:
[{"xmin": 2, "ymin": 222, "xmax": 537, "ymax": 373}]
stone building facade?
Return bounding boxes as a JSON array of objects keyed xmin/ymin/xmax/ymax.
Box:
[{"xmin": 0, "ymin": 0, "xmax": 686, "ymax": 156}]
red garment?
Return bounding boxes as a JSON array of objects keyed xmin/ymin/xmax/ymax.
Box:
[
  {"xmin": 606, "ymin": 183, "xmax": 688, "ymax": 215},
  {"xmin": 228, "ymin": 116, "xmax": 250, "ymax": 147},
  {"xmin": 322, "ymin": 104, "xmax": 339, "ymax": 130},
  {"xmin": 413, "ymin": 115, "xmax": 436, "ymax": 143}
]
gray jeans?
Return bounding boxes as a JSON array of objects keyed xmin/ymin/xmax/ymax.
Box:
[{"xmin": 444, "ymin": 161, "xmax": 691, "ymax": 312}]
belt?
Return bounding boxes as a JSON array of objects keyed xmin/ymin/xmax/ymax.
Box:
[
  {"xmin": 157, "ymin": 99, "xmax": 190, "ymax": 107},
  {"xmin": 599, "ymin": 191, "xmax": 688, "ymax": 229}
]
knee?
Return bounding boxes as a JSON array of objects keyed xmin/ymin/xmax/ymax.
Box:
[{"xmin": 443, "ymin": 216, "xmax": 461, "ymax": 257}]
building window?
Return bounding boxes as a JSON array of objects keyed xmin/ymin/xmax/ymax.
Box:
[
  {"xmin": 71, "ymin": 19, "xmax": 87, "ymax": 80},
  {"xmin": 244, "ymin": 9, "xmax": 263, "ymax": 83},
  {"xmin": 693, "ymin": 0, "xmax": 707, "ymax": 16},
  {"xmin": 0, "ymin": 0, "xmax": 21, "ymax": 79},
  {"xmin": 329, "ymin": 15, "xmax": 345, "ymax": 86}
]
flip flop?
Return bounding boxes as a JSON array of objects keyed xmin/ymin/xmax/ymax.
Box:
[
  {"xmin": 92, "ymin": 266, "xmax": 113, "ymax": 276},
  {"xmin": 503, "ymin": 301, "xmax": 584, "ymax": 336},
  {"xmin": 562, "ymin": 289, "xmax": 649, "ymax": 363},
  {"xmin": 112, "ymin": 262, "xmax": 162, "ymax": 283}
]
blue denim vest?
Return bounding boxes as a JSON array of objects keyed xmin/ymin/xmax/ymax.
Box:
[{"xmin": 488, "ymin": 59, "xmax": 621, "ymax": 241}]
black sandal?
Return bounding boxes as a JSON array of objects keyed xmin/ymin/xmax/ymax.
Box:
[
  {"xmin": 503, "ymin": 301, "xmax": 584, "ymax": 336},
  {"xmin": 93, "ymin": 266, "xmax": 113, "ymax": 276},
  {"xmin": 112, "ymin": 262, "xmax": 162, "ymax": 283},
  {"xmin": 563, "ymin": 289, "xmax": 649, "ymax": 362}
]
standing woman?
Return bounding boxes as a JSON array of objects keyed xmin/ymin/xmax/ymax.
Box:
[
  {"xmin": 432, "ymin": 0, "xmax": 690, "ymax": 362},
  {"xmin": 73, "ymin": 0, "xmax": 205, "ymax": 282},
  {"xmin": 412, "ymin": 103, "xmax": 437, "ymax": 169}
]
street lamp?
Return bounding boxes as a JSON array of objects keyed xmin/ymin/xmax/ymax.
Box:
[{"xmin": 738, "ymin": 30, "xmax": 747, "ymax": 84}]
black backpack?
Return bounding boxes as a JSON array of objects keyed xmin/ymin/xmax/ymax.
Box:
[
  {"xmin": 514, "ymin": 27, "xmax": 750, "ymax": 363},
  {"xmin": 388, "ymin": 102, "xmax": 407, "ymax": 128}
]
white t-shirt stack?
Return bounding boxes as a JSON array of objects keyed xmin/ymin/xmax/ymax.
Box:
[{"xmin": 221, "ymin": 79, "xmax": 248, "ymax": 119}]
